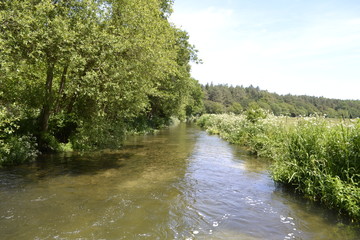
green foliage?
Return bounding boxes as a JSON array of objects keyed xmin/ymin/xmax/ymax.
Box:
[
  {"xmin": 272, "ymin": 118, "xmax": 360, "ymax": 220},
  {"xmin": 184, "ymin": 78, "xmax": 205, "ymax": 117},
  {"xmin": 0, "ymin": 0, "xmax": 203, "ymax": 161},
  {"xmin": 0, "ymin": 106, "xmax": 20, "ymax": 138},
  {"xmin": 202, "ymin": 84, "xmax": 360, "ymax": 118},
  {"xmin": 204, "ymin": 100, "xmax": 226, "ymax": 114},
  {"xmin": 227, "ymin": 102, "xmax": 243, "ymax": 114},
  {"xmin": 245, "ymin": 103, "xmax": 268, "ymax": 123},
  {"xmin": 0, "ymin": 106, "xmax": 39, "ymax": 166},
  {"xmin": 197, "ymin": 114, "xmax": 360, "ymax": 221},
  {"xmin": 0, "ymin": 135, "xmax": 39, "ymax": 166},
  {"xmin": 71, "ymin": 117, "xmax": 126, "ymax": 151}
]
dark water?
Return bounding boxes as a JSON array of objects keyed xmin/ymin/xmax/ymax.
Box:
[{"xmin": 0, "ymin": 124, "xmax": 359, "ymax": 239}]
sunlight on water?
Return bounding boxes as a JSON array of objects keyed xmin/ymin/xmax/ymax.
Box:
[{"xmin": 0, "ymin": 124, "xmax": 359, "ymax": 239}]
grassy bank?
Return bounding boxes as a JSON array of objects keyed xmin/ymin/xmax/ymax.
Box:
[{"xmin": 197, "ymin": 112, "xmax": 360, "ymax": 221}]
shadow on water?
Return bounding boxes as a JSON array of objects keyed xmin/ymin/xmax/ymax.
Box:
[
  {"xmin": 35, "ymin": 152, "xmax": 132, "ymax": 176},
  {"xmin": 1, "ymin": 143, "xmax": 154, "ymax": 185},
  {"xmin": 0, "ymin": 130, "xmax": 178, "ymax": 193},
  {"xmin": 0, "ymin": 152, "xmax": 133, "ymax": 185}
]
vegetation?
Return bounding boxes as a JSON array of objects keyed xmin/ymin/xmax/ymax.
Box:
[
  {"xmin": 202, "ymin": 84, "xmax": 360, "ymax": 118},
  {"xmin": 197, "ymin": 112, "xmax": 360, "ymax": 221},
  {"xmin": 0, "ymin": 0, "xmax": 203, "ymax": 165},
  {"xmin": 1, "ymin": 1, "xmax": 359, "ymax": 222}
]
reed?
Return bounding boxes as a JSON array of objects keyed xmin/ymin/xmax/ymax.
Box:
[{"xmin": 197, "ymin": 113, "xmax": 360, "ymax": 221}]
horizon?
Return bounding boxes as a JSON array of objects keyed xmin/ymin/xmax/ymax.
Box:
[{"xmin": 170, "ymin": 0, "xmax": 360, "ymax": 101}]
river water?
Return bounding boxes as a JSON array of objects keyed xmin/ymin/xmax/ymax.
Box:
[{"xmin": 0, "ymin": 124, "xmax": 359, "ymax": 240}]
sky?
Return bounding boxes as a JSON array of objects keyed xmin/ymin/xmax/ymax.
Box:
[{"xmin": 170, "ymin": 0, "xmax": 360, "ymax": 100}]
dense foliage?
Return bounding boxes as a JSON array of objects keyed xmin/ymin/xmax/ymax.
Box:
[
  {"xmin": 0, "ymin": 0, "xmax": 203, "ymax": 165},
  {"xmin": 197, "ymin": 113, "xmax": 360, "ymax": 221},
  {"xmin": 203, "ymin": 84, "xmax": 360, "ymax": 118}
]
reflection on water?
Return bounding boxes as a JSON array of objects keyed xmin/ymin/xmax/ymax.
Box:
[{"xmin": 0, "ymin": 123, "xmax": 359, "ymax": 240}]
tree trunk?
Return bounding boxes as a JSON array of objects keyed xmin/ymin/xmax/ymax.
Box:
[
  {"xmin": 54, "ymin": 64, "xmax": 68, "ymax": 114},
  {"xmin": 39, "ymin": 62, "xmax": 55, "ymax": 135}
]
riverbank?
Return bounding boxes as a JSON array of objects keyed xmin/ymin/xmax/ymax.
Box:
[
  {"xmin": 197, "ymin": 113, "xmax": 360, "ymax": 221},
  {"xmin": 0, "ymin": 108, "xmax": 181, "ymax": 167},
  {"xmin": 1, "ymin": 124, "xmax": 359, "ymax": 239}
]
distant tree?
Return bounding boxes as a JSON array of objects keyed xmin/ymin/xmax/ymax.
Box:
[
  {"xmin": 227, "ymin": 102, "xmax": 243, "ymax": 114},
  {"xmin": 204, "ymin": 100, "xmax": 226, "ymax": 114},
  {"xmin": 202, "ymin": 84, "xmax": 360, "ymax": 118}
]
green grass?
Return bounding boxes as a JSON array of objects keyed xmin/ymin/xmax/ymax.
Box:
[{"xmin": 197, "ymin": 113, "xmax": 360, "ymax": 221}]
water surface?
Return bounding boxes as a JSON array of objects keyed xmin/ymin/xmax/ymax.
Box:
[{"xmin": 0, "ymin": 124, "xmax": 358, "ymax": 239}]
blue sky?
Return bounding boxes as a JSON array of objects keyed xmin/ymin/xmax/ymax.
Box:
[{"xmin": 170, "ymin": 0, "xmax": 360, "ymax": 100}]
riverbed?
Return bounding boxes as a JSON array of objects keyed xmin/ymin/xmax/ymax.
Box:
[{"xmin": 0, "ymin": 124, "xmax": 358, "ymax": 239}]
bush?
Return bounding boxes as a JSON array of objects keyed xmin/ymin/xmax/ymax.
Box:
[
  {"xmin": 0, "ymin": 105, "xmax": 39, "ymax": 166},
  {"xmin": 0, "ymin": 135, "xmax": 39, "ymax": 166}
]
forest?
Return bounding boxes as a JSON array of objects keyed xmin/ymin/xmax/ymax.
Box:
[
  {"xmin": 203, "ymin": 84, "xmax": 360, "ymax": 118},
  {"xmin": 0, "ymin": 0, "xmax": 203, "ymax": 165}
]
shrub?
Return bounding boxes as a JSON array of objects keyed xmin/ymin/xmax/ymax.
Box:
[
  {"xmin": 0, "ymin": 105, "xmax": 39, "ymax": 166},
  {"xmin": 0, "ymin": 135, "xmax": 39, "ymax": 166}
]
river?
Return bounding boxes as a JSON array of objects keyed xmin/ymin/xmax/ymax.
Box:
[{"xmin": 0, "ymin": 124, "xmax": 359, "ymax": 239}]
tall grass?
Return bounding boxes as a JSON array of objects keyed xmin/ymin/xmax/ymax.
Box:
[{"xmin": 197, "ymin": 113, "xmax": 360, "ymax": 221}]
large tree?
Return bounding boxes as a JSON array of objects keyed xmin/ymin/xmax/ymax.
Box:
[{"xmin": 0, "ymin": 0, "xmax": 201, "ymax": 150}]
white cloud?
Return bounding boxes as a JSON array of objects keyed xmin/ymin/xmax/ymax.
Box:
[
  {"xmin": 171, "ymin": 7, "xmax": 235, "ymax": 31},
  {"xmin": 171, "ymin": 2, "xmax": 360, "ymax": 100}
]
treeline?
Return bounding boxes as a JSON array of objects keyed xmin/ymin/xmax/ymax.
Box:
[
  {"xmin": 0, "ymin": 0, "xmax": 203, "ymax": 165},
  {"xmin": 203, "ymin": 84, "xmax": 360, "ymax": 118}
]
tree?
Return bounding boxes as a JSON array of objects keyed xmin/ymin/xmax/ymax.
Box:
[
  {"xmin": 0, "ymin": 0, "xmax": 202, "ymax": 151},
  {"xmin": 202, "ymin": 84, "xmax": 360, "ymax": 118},
  {"xmin": 185, "ymin": 78, "xmax": 204, "ymax": 117},
  {"xmin": 204, "ymin": 100, "xmax": 226, "ymax": 114},
  {"xmin": 1, "ymin": 0, "xmax": 115, "ymax": 147},
  {"xmin": 227, "ymin": 102, "xmax": 242, "ymax": 114}
]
